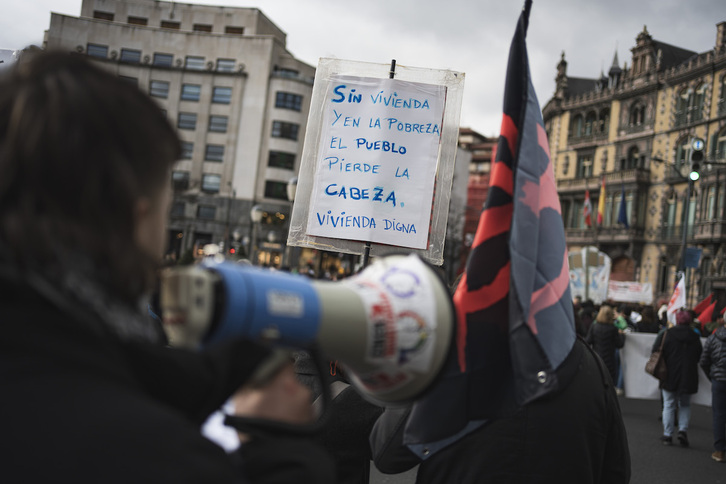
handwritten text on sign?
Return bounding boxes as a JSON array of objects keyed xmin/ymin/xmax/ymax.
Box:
[{"xmin": 306, "ymin": 75, "xmax": 445, "ymax": 249}]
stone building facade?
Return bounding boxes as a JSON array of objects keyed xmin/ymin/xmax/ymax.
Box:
[
  {"xmin": 44, "ymin": 0, "xmax": 315, "ymax": 265},
  {"xmin": 543, "ymin": 22, "xmax": 726, "ymax": 309}
]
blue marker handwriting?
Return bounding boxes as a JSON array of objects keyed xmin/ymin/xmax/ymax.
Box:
[
  {"xmin": 315, "ymin": 211, "xmax": 417, "ymax": 235},
  {"xmin": 355, "ymin": 138, "xmax": 406, "ymax": 154},
  {"xmin": 331, "ymin": 110, "xmax": 360, "ymax": 127},
  {"xmin": 325, "ymin": 156, "xmax": 380, "ymax": 174},
  {"xmin": 325, "ymin": 184, "xmax": 398, "ymax": 206}
]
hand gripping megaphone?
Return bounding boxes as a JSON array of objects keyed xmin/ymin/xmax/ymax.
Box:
[{"xmin": 160, "ymin": 254, "xmax": 454, "ymax": 405}]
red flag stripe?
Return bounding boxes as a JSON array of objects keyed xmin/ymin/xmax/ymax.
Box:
[
  {"xmin": 454, "ymin": 262, "xmax": 511, "ymax": 372},
  {"xmin": 526, "ymin": 251, "xmax": 570, "ymax": 334},
  {"xmin": 500, "ymin": 113, "xmax": 519, "ymax": 161},
  {"xmin": 471, "ymin": 203, "xmax": 513, "ymax": 249}
]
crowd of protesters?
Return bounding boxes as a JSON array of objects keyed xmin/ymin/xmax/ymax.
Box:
[{"xmin": 576, "ymin": 294, "xmax": 726, "ymax": 464}]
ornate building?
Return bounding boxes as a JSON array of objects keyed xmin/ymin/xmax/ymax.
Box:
[{"xmin": 543, "ymin": 22, "xmax": 726, "ymax": 308}]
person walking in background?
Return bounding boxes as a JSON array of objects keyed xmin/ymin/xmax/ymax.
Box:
[
  {"xmin": 654, "ymin": 310, "xmax": 703, "ymax": 447},
  {"xmin": 586, "ymin": 305, "xmax": 625, "ymax": 388},
  {"xmin": 700, "ymin": 312, "xmax": 726, "ymax": 462},
  {"xmin": 637, "ymin": 306, "xmax": 660, "ymax": 334}
]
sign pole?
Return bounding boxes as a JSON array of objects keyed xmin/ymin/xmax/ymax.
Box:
[{"xmin": 362, "ymin": 59, "xmax": 397, "ymax": 269}]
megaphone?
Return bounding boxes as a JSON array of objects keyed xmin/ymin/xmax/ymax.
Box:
[{"xmin": 160, "ymin": 254, "xmax": 454, "ymax": 405}]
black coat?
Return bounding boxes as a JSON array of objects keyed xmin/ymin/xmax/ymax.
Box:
[
  {"xmin": 0, "ymin": 277, "xmax": 334, "ymax": 483},
  {"xmin": 653, "ymin": 325, "xmax": 703, "ymax": 394},
  {"xmin": 700, "ymin": 326, "xmax": 726, "ymax": 382},
  {"xmin": 370, "ymin": 339, "xmax": 631, "ymax": 484},
  {"xmin": 585, "ymin": 322, "xmax": 624, "ymax": 382}
]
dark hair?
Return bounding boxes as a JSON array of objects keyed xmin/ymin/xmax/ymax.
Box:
[{"xmin": 0, "ymin": 51, "xmax": 180, "ymax": 302}]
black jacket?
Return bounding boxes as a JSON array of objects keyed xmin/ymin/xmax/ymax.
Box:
[
  {"xmin": 700, "ymin": 326, "xmax": 726, "ymax": 382},
  {"xmin": 653, "ymin": 325, "xmax": 703, "ymax": 394},
  {"xmin": 0, "ymin": 277, "xmax": 333, "ymax": 483},
  {"xmin": 370, "ymin": 339, "xmax": 631, "ymax": 484},
  {"xmin": 585, "ymin": 322, "xmax": 624, "ymax": 381}
]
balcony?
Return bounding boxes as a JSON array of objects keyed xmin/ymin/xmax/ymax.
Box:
[
  {"xmin": 557, "ymin": 168, "xmax": 650, "ymax": 193},
  {"xmin": 620, "ymin": 123, "xmax": 652, "ymax": 136},
  {"xmin": 673, "ymin": 108, "xmax": 705, "ymax": 128},
  {"xmin": 659, "ymin": 224, "xmax": 694, "ymax": 243},
  {"xmin": 567, "ymin": 130, "xmax": 608, "ymax": 148},
  {"xmin": 565, "ymin": 226, "xmax": 645, "ymax": 246},
  {"xmin": 693, "ymin": 220, "xmax": 726, "ymax": 243}
]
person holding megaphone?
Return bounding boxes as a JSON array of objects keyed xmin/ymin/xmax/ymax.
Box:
[{"xmin": 0, "ymin": 51, "xmax": 334, "ymax": 483}]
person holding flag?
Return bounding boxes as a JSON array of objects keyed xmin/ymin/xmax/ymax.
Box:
[{"xmin": 370, "ymin": 2, "xmax": 630, "ymax": 482}]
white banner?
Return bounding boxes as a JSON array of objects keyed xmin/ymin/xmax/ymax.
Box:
[
  {"xmin": 621, "ymin": 333, "xmax": 711, "ymax": 407},
  {"xmin": 306, "ymin": 75, "xmax": 445, "ymax": 249},
  {"xmin": 607, "ymin": 281, "xmax": 653, "ymax": 304}
]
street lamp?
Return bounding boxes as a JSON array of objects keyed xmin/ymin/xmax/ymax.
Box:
[{"xmin": 250, "ymin": 205, "xmax": 263, "ymax": 265}]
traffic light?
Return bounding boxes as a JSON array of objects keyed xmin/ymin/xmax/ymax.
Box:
[{"xmin": 689, "ymin": 138, "xmax": 705, "ymax": 181}]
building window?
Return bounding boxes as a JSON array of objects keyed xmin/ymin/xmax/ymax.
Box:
[
  {"xmin": 193, "ymin": 24, "xmax": 212, "ymax": 32},
  {"xmin": 560, "ymin": 200, "xmax": 571, "ymax": 227},
  {"xmin": 706, "ymin": 186, "xmax": 717, "ymax": 220},
  {"xmin": 86, "ymin": 43, "xmax": 108, "ymax": 58},
  {"xmin": 570, "ymin": 199, "xmax": 584, "ymax": 229},
  {"xmin": 275, "ymin": 92, "xmax": 303, "ymax": 111},
  {"xmin": 201, "ymin": 174, "xmax": 221, "ymax": 193},
  {"xmin": 119, "ymin": 48, "xmax": 142, "ymax": 64},
  {"xmin": 204, "ymin": 144, "xmax": 225, "ymax": 162},
  {"xmin": 225, "ymin": 26, "xmax": 244, "ymax": 35},
  {"xmin": 127, "ymin": 16, "xmax": 148, "ymax": 26},
  {"xmin": 161, "ymin": 20, "xmax": 180, "ymax": 30},
  {"xmin": 170, "ymin": 201, "xmax": 185, "ymax": 217},
  {"xmin": 599, "ymin": 108, "xmax": 610, "ymax": 134},
  {"xmin": 177, "ymin": 112, "xmax": 197, "ymax": 130},
  {"xmin": 216, "ymin": 58, "xmax": 236, "ymax": 72},
  {"xmin": 149, "ymin": 80, "xmax": 169, "ymax": 98},
  {"xmin": 93, "ymin": 11, "xmax": 114, "ymax": 21},
  {"xmin": 212, "ymin": 87, "xmax": 232, "ymax": 104},
  {"xmin": 584, "ymin": 111, "xmax": 596, "ymax": 136},
  {"xmin": 119, "ymin": 76, "xmax": 137, "ymax": 86},
  {"xmin": 274, "ymin": 67, "xmax": 299, "ymax": 78},
  {"xmin": 675, "ymin": 137, "xmax": 690, "ymax": 172},
  {"xmin": 575, "ymin": 154, "xmax": 593, "ymax": 178},
  {"xmin": 268, "ymin": 151, "xmax": 295, "ymax": 170},
  {"xmin": 209, "ymin": 115, "xmax": 228, "ymax": 133},
  {"xmin": 181, "ymin": 142, "xmax": 193, "ymax": 160},
  {"xmin": 271, "ymin": 121, "xmax": 299, "ymax": 141},
  {"xmin": 185, "ymin": 56, "xmax": 205, "ymax": 70},
  {"xmin": 172, "ymin": 171, "xmax": 190, "ymax": 190},
  {"xmin": 569, "ymin": 114, "xmax": 583, "ymax": 138},
  {"xmin": 629, "ymin": 103, "xmax": 645, "ymax": 126},
  {"xmin": 197, "ymin": 205, "xmax": 217, "ymax": 220},
  {"xmin": 265, "ymin": 181, "xmax": 288, "ymax": 200},
  {"xmin": 625, "ymin": 146, "xmax": 640, "ymax": 170},
  {"xmin": 153, "ymin": 52, "xmax": 173, "ymax": 67},
  {"xmin": 692, "ymin": 84, "xmax": 707, "ymax": 122},
  {"xmin": 716, "ymin": 129, "xmax": 726, "ymax": 160},
  {"xmin": 181, "ymin": 84, "xmax": 201, "ymax": 101}
]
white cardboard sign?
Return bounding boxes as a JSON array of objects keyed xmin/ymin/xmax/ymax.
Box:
[{"xmin": 306, "ymin": 75, "xmax": 445, "ymax": 249}]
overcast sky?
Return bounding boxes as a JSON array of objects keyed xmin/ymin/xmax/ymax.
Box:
[{"xmin": 1, "ymin": 0, "xmax": 723, "ymax": 135}]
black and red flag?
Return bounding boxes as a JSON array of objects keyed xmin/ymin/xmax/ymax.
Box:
[{"xmin": 402, "ymin": 0, "xmax": 576, "ymax": 457}]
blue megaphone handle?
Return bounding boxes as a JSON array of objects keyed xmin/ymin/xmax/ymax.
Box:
[{"xmin": 203, "ymin": 262, "xmax": 322, "ymax": 347}]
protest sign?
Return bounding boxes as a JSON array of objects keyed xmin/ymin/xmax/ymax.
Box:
[
  {"xmin": 306, "ymin": 75, "xmax": 445, "ymax": 249},
  {"xmin": 289, "ymin": 58, "xmax": 464, "ymax": 265}
]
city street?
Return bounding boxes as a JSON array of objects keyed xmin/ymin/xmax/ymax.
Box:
[{"xmin": 369, "ymin": 396, "xmax": 726, "ymax": 483}]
